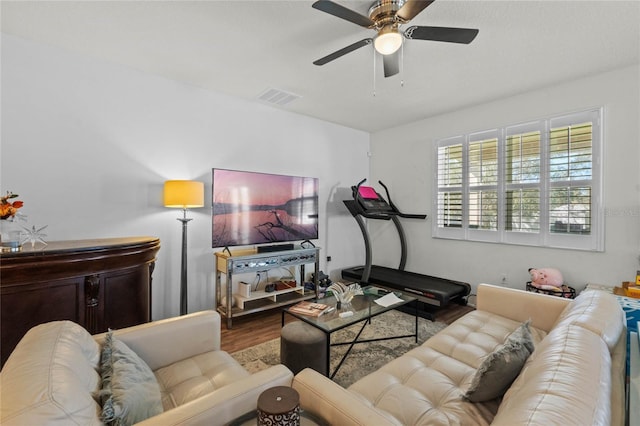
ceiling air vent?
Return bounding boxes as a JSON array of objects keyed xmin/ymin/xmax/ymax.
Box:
[{"xmin": 257, "ymin": 88, "xmax": 301, "ymax": 107}]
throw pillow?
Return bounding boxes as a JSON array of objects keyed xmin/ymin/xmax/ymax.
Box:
[
  {"xmin": 98, "ymin": 330, "xmax": 163, "ymax": 426},
  {"xmin": 462, "ymin": 321, "xmax": 534, "ymax": 402}
]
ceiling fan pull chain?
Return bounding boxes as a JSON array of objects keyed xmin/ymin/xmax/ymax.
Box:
[
  {"xmin": 400, "ymin": 43, "xmax": 405, "ymax": 88},
  {"xmin": 372, "ymin": 46, "xmax": 377, "ymax": 97}
]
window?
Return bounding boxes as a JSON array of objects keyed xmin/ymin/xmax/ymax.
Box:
[{"xmin": 434, "ymin": 108, "xmax": 603, "ymax": 251}]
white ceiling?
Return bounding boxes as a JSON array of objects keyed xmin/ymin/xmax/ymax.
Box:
[{"xmin": 2, "ymin": 1, "xmax": 639, "ymax": 132}]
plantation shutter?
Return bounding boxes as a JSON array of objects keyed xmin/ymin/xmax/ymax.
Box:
[
  {"xmin": 502, "ymin": 122, "xmax": 543, "ymax": 246},
  {"xmin": 434, "ymin": 136, "xmax": 464, "ymax": 239},
  {"xmin": 467, "ymin": 130, "xmax": 500, "ymax": 242},
  {"xmin": 546, "ymin": 110, "xmax": 601, "ymax": 250}
]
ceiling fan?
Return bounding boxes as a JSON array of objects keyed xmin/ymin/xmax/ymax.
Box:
[{"xmin": 312, "ymin": 0, "xmax": 479, "ymax": 77}]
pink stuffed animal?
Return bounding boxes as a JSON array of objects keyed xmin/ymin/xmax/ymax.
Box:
[{"xmin": 528, "ymin": 268, "xmax": 564, "ymax": 291}]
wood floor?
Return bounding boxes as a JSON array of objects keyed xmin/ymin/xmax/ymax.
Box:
[{"xmin": 220, "ymin": 302, "xmax": 475, "ymax": 353}]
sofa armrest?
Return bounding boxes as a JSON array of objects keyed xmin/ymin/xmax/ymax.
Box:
[
  {"xmin": 135, "ymin": 365, "xmax": 293, "ymax": 425},
  {"xmin": 477, "ymin": 284, "xmax": 570, "ymax": 333},
  {"xmin": 93, "ymin": 311, "xmax": 220, "ymax": 371},
  {"xmin": 292, "ymin": 368, "xmax": 399, "ymax": 426}
]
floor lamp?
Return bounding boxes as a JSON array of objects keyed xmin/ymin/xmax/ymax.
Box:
[{"xmin": 164, "ymin": 180, "xmax": 204, "ymax": 315}]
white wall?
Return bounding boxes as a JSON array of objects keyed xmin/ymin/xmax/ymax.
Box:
[
  {"xmin": 0, "ymin": 33, "xmax": 369, "ymax": 319},
  {"xmin": 4, "ymin": 33, "xmax": 637, "ymax": 319},
  {"xmin": 370, "ymin": 65, "xmax": 640, "ymax": 294}
]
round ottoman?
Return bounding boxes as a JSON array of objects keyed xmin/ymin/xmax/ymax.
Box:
[{"xmin": 280, "ymin": 321, "xmax": 327, "ymax": 375}]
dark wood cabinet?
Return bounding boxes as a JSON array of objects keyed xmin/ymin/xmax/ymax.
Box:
[{"xmin": 0, "ymin": 237, "xmax": 160, "ymax": 367}]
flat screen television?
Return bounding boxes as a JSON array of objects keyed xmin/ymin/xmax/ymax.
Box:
[{"xmin": 212, "ymin": 168, "xmax": 319, "ymax": 248}]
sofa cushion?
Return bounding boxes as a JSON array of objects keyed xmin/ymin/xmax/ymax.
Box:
[
  {"xmin": 154, "ymin": 350, "xmax": 251, "ymax": 409},
  {"xmin": 462, "ymin": 321, "xmax": 534, "ymax": 402},
  {"xmin": 553, "ymin": 289, "xmax": 625, "ymax": 351},
  {"xmin": 98, "ymin": 331, "xmax": 163, "ymax": 425},
  {"xmin": 0, "ymin": 321, "xmax": 102, "ymax": 426},
  {"xmin": 492, "ymin": 323, "xmax": 612, "ymax": 425}
]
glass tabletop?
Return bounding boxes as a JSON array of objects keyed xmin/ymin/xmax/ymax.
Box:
[{"xmin": 284, "ymin": 286, "xmax": 416, "ymax": 333}]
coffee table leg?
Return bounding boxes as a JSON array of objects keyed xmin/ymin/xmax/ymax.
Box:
[
  {"xmin": 326, "ymin": 332, "xmax": 331, "ymax": 377},
  {"xmin": 330, "ymin": 320, "xmax": 369, "ymax": 379}
]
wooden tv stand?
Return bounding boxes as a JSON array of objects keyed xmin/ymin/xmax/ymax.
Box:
[{"xmin": 0, "ymin": 237, "xmax": 160, "ymax": 366}]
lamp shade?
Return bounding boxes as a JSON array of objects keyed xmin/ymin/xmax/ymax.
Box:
[{"xmin": 164, "ymin": 180, "xmax": 204, "ymax": 208}]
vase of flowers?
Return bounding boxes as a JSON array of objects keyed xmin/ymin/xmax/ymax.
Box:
[{"xmin": 1, "ymin": 192, "xmax": 24, "ymax": 252}]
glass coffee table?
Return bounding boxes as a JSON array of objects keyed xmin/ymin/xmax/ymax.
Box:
[{"xmin": 282, "ymin": 286, "xmax": 417, "ymax": 379}]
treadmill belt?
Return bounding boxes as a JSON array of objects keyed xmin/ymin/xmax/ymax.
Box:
[{"xmin": 342, "ymin": 265, "xmax": 470, "ymax": 306}]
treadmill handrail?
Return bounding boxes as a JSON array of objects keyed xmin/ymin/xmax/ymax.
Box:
[
  {"xmin": 377, "ymin": 180, "xmax": 427, "ymax": 220},
  {"xmin": 397, "ymin": 212, "xmax": 427, "ymax": 219}
]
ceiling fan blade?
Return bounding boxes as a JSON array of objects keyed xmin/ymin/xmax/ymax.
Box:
[
  {"xmin": 313, "ymin": 38, "xmax": 373, "ymax": 66},
  {"xmin": 404, "ymin": 26, "xmax": 479, "ymax": 44},
  {"xmin": 312, "ymin": 0, "xmax": 375, "ymax": 28},
  {"xmin": 382, "ymin": 51, "xmax": 400, "ymax": 77},
  {"xmin": 396, "ymin": 0, "xmax": 435, "ymax": 22}
]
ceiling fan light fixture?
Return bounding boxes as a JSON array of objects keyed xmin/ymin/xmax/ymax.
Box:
[{"xmin": 374, "ymin": 27, "xmax": 403, "ymax": 55}]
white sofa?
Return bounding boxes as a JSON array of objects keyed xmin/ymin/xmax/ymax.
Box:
[
  {"xmin": 0, "ymin": 310, "xmax": 293, "ymax": 425},
  {"xmin": 293, "ymin": 284, "xmax": 627, "ymax": 425}
]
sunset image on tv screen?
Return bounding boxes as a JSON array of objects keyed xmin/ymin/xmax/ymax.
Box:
[{"xmin": 212, "ymin": 169, "xmax": 319, "ymax": 248}]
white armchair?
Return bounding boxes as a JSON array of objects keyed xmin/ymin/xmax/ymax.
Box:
[{"xmin": 0, "ymin": 310, "xmax": 293, "ymax": 425}]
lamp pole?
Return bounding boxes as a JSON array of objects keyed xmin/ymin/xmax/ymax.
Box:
[
  {"xmin": 178, "ymin": 208, "xmax": 193, "ymax": 316},
  {"xmin": 164, "ymin": 179, "xmax": 204, "ymax": 316}
]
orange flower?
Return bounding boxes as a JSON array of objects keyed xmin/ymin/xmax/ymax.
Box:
[{"xmin": 0, "ymin": 192, "xmax": 24, "ymax": 220}]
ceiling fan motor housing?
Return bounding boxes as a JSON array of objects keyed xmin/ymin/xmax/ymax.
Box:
[{"xmin": 369, "ymin": 0, "xmax": 406, "ymax": 28}]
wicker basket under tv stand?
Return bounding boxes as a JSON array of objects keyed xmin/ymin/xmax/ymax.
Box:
[{"xmin": 214, "ymin": 246, "xmax": 320, "ymax": 328}]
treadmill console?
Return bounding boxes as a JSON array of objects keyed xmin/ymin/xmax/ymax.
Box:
[{"xmin": 357, "ymin": 186, "xmax": 394, "ymax": 213}]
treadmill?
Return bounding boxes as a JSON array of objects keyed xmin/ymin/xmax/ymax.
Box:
[{"xmin": 341, "ymin": 179, "xmax": 470, "ymax": 315}]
